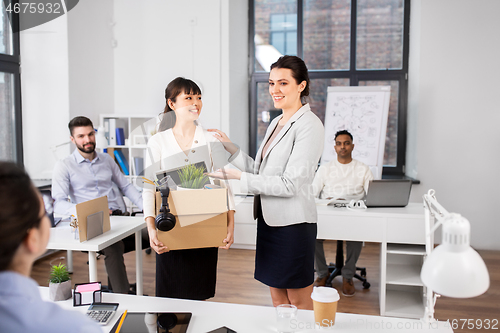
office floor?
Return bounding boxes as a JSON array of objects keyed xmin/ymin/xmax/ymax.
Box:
[{"xmin": 31, "ymin": 241, "xmax": 499, "ymax": 333}]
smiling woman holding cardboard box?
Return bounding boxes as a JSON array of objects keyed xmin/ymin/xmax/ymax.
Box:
[
  {"xmin": 142, "ymin": 77, "xmax": 235, "ymax": 300},
  {"xmin": 208, "ymin": 56, "xmax": 324, "ymax": 310}
]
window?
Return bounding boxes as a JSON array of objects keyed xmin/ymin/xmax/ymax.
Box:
[
  {"xmin": 0, "ymin": 1, "xmax": 22, "ymax": 163},
  {"xmin": 270, "ymin": 13, "xmax": 297, "ymax": 56},
  {"xmin": 250, "ymin": 0, "xmax": 410, "ymax": 175}
]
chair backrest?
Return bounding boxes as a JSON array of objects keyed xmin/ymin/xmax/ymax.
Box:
[{"xmin": 111, "ymin": 183, "xmax": 127, "ymax": 213}]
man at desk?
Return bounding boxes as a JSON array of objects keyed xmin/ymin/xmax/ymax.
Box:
[
  {"xmin": 312, "ymin": 130, "xmax": 373, "ymax": 297},
  {"xmin": 52, "ymin": 116, "xmax": 146, "ymax": 294}
]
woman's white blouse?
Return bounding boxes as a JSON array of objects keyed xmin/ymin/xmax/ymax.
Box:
[{"xmin": 143, "ymin": 125, "xmax": 235, "ymax": 219}]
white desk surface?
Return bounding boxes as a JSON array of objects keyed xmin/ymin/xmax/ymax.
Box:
[
  {"xmin": 47, "ymin": 216, "xmax": 146, "ymax": 294},
  {"xmin": 316, "ymin": 202, "xmax": 426, "ymax": 244},
  {"xmin": 316, "ymin": 202, "xmax": 424, "ymax": 219},
  {"xmin": 39, "ymin": 287, "xmax": 453, "ymax": 333},
  {"xmin": 47, "ymin": 216, "xmax": 146, "ymax": 252}
]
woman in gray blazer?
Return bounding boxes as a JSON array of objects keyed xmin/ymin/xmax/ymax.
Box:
[{"xmin": 209, "ymin": 56, "xmax": 325, "ymax": 309}]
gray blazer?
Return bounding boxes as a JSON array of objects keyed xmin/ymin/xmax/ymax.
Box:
[{"xmin": 230, "ymin": 104, "xmax": 324, "ymax": 226}]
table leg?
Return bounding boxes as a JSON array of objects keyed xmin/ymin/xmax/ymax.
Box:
[
  {"xmin": 88, "ymin": 251, "xmax": 98, "ymax": 282},
  {"xmin": 135, "ymin": 230, "xmax": 143, "ymax": 296},
  {"xmin": 66, "ymin": 250, "xmax": 73, "ymax": 273}
]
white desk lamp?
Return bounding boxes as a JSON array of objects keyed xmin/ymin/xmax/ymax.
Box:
[{"xmin": 421, "ymin": 189, "xmax": 490, "ymax": 323}]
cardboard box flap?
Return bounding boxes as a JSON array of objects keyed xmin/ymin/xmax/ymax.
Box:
[{"xmin": 170, "ymin": 188, "xmax": 227, "ymax": 216}]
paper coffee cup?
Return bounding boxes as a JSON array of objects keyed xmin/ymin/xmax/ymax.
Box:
[{"xmin": 311, "ymin": 286, "xmax": 340, "ymax": 327}]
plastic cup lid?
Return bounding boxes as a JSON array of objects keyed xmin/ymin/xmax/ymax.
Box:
[{"xmin": 311, "ymin": 286, "xmax": 340, "ymax": 303}]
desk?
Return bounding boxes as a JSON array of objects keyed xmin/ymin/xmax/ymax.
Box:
[
  {"xmin": 316, "ymin": 203, "xmax": 427, "ymax": 319},
  {"xmin": 233, "ymin": 198, "xmax": 428, "ymax": 319},
  {"xmin": 47, "ymin": 216, "xmax": 146, "ymax": 295},
  {"xmin": 38, "ymin": 287, "xmax": 453, "ymax": 333}
]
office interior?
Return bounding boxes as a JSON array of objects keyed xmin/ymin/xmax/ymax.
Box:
[{"xmin": 6, "ymin": 0, "xmax": 500, "ymax": 326}]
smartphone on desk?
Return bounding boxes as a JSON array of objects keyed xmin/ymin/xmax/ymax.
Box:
[{"xmin": 207, "ymin": 327, "xmax": 237, "ymax": 333}]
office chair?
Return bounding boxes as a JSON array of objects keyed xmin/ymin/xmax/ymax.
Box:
[{"xmin": 325, "ymin": 240, "xmax": 371, "ymax": 289}]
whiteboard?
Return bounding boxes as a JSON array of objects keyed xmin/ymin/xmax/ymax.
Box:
[{"xmin": 321, "ymin": 86, "xmax": 391, "ymax": 179}]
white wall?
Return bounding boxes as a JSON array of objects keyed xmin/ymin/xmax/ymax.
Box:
[
  {"xmin": 21, "ymin": 0, "xmax": 249, "ymax": 178},
  {"xmin": 21, "ymin": 14, "xmax": 71, "ymax": 179},
  {"xmin": 407, "ymin": 0, "xmax": 500, "ymax": 250},
  {"xmin": 227, "ymin": 0, "xmax": 250, "ymax": 153},
  {"xmin": 67, "ymin": 0, "xmax": 114, "ymax": 123},
  {"xmin": 112, "ymin": 0, "xmax": 248, "ymax": 142},
  {"xmin": 115, "ymin": 0, "xmax": 220, "ymax": 127}
]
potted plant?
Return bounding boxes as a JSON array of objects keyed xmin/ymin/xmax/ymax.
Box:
[
  {"xmin": 177, "ymin": 164, "xmax": 210, "ymax": 189},
  {"xmin": 48, "ymin": 263, "xmax": 72, "ymax": 301}
]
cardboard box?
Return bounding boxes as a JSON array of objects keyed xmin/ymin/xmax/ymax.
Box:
[{"xmin": 155, "ymin": 188, "xmax": 228, "ymax": 250}]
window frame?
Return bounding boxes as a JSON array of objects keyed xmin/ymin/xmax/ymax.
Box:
[
  {"xmin": 249, "ymin": 0, "xmax": 411, "ymax": 176},
  {"xmin": 0, "ymin": 2, "xmax": 22, "ymax": 164}
]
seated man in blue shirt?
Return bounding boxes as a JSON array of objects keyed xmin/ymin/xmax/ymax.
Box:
[
  {"xmin": 52, "ymin": 116, "xmax": 147, "ymax": 294},
  {"xmin": 0, "ymin": 161, "xmax": 101, "ymax": 333}
]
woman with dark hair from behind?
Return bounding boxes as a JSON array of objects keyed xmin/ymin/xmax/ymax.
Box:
[{"xmin": 0, "ymin": 161, "xmax": 101, "ymax": 333}]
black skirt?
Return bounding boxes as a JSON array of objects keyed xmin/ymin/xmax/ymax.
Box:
[
  {"xmin": 156, "ymin": 247, "xmax": 218, "ymax": 300},
  {"xmin": 254, "ymin": 216, "xmax": 317, "ymax": 289}
]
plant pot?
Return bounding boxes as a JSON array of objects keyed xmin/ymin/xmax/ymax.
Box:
[
  {"xmin": 176, "ymin": 186, "xmax": 198, "ymax": 191},
  {"xmin": 49, "ymin": 280, "xmax": 72, "ymax": 301}
]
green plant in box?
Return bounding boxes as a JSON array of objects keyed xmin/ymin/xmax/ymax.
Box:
[
  {"xmin": 177, "ymin": 164, "xmax": 209, "ymax": 189},
  {"xmin": 49, "ymin": 263, "xmax": 70, "ymax": 284}
]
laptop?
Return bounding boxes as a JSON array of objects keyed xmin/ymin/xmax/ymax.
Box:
[{"xmin": 364, "ymin": 179, "xmax": 412, "ymax": 207}]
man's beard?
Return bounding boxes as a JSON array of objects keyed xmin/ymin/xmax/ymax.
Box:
[{"xmin": 77, "ymin": 142, "xmax": 96, "ymax": 154}]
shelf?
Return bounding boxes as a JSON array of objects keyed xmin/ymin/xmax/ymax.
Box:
[
  {"xmin": 387, "ymin": 243, "xmax": 425, "ymax": 255},
  {"xmin": 107, "ymin": 145, "xmax": 148, "ymax": 149},
  {"xmin": 101, "ymin": 114, "xmax": 154, "ymax": 179},
  {"xmin": 385, "ymin": 287, "xmax": 424, "ymax": 319},
  {"xmin": 386, "ymin": 263, "xmax": 423, "ymax": 286}
]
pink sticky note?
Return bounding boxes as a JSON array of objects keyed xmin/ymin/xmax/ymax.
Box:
[{"xmin": 75, "ymin": 282, "xmax": 100, "ymax": 293}]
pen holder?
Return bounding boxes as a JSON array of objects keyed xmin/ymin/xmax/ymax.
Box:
[{"xmin": 73, "ymin": 282, "xmax": 102, "ymax": 306}]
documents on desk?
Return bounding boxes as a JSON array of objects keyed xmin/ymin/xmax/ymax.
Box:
[{"xmin": 75, "ymin": 196, "xmax": 110, "ymax": 242}]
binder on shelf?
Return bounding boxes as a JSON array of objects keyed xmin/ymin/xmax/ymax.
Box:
[
  {"xmin": 103, "ymin": 119, "xmax": 110, "ymax": 145},
  {"xmin": 109, "ymin": 118, "xmax": 117, "ymax": 146},
  {"xmin": 134, "ymin": 157, "xmax": 144, "ymax": 176},
  {"xmin": 114, "ymin": 150, "xmax": 129, "ymax": 175},
  {"xmin": 116, "ymin": 127, "xmax": 125, "ymax": 145}
]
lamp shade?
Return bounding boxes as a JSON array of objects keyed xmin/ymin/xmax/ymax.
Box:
[{"xmin": 420, "ymin": 213, "xmax": 489, "ymax": 298}]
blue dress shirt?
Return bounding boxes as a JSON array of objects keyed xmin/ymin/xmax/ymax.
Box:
[
  {"xmin": 52, "ymin": 149, "xmax": 143, "ymax": 216},
  {"xmin": 0, "ymin": 271, "xmax": 101, "ymax": 333}
]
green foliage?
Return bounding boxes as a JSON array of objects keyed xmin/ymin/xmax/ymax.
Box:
[
  {"xmin": 177, "ymin": 164, "xmax": 209, "ymax": 189},
  {"xmin": 49, "ymin": 263, "xmax": 70, "ymax": 284}
]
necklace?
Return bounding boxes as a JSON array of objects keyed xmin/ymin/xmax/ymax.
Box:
[{"xmin": 173, "ymin": 131, "xmax": 195, "ymax": 150}]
